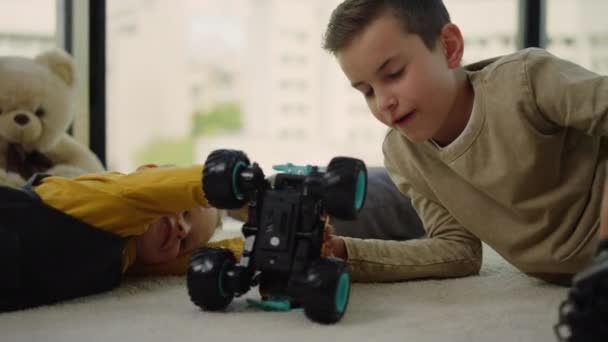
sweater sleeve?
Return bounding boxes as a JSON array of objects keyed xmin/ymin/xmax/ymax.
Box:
[
  {"xmin": 344, "ymin": 192, "xmax": 482, "ymax": 282},
  {"xmin": 117, "ymin": 165, "xmax": 209, "ymax": 214},
  {"xmin": 524, "ymin": 48, "xmax": 608, "ymax": 136},
  {"xmin": 343, "ymin": 152, "xmax": 482, "ymax": 282},
  {"xmin": 34, "ymin": 166, "xmax": 209, "ymax": 237}
]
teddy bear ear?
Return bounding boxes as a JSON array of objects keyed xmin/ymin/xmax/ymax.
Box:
[{"xmin": 35, "ymin": 48, "xmax": 77, "ymax": 88}]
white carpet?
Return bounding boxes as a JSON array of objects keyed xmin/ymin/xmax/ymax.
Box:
[{"xmin": 0, "ymin": 238, "xmax": 568, "ymax": 342}]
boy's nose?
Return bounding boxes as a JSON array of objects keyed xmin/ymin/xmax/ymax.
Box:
[
  {"xmin": 377, "ymin": 93, "xmax": 397, "ymax": 116},
  {"xmin": 176, "ymin": 211, "xmax": 192, "ymax": 238}
]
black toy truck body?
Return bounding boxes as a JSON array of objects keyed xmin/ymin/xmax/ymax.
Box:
[{"xmin": 187, "ymin": 149, "xmax": 367, "ymax": 324}]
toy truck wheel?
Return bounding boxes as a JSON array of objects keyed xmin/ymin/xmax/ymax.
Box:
[
  {"xmin": 323, "ymin": 157, "xmax": 367, "ymax": 219},
  {"xmin": 554, "ymin": 240, "xmax": 608, "ymax": 341},
  {"xmin": 203, "ymin": 149, "xmax": 250, "ymax": 209},
  {"xmin": 303, "ymin": 257, "xmax": 351, "ymax": 324},
  {"xmin": 187, "ymin": 247, "xmax": 236, "ymax": 311}
]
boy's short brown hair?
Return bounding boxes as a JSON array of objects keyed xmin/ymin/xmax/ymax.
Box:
[{"xmin": 323, "ymin": 0, "xmax": 451, "ymax": 53}]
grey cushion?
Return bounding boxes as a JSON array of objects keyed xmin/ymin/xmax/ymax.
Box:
[{"xmin": 331, "ymin": 167, "xmax": 425, "ymax": 240}]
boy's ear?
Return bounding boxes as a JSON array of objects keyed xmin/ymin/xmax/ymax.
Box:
[{"xmin": 439, "ymin": 23, "xmax": 464, "ymax": 68}]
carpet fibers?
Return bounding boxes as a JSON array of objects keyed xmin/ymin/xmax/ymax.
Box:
[{"xmin": 0, "ymin": 244, "xmax": 568, "ymax": 342}]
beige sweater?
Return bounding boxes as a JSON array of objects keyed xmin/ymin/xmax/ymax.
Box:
[{"xmin": 343, "ymin": 48, "xmax": 607, "ymax": 283}]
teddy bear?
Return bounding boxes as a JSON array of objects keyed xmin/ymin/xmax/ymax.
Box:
[{"xmin": 0, "ymin": 48, "xmax": 104, "ymax": 187}]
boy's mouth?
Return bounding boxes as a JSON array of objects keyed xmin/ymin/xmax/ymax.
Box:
[{"xmin": 393, "ymin": 111, "xmax": 415, "ymax": 126}]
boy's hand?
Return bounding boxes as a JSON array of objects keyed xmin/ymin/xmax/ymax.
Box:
[
  {"xmin": 326, "ymin": 236, "xmax": 348, "ymax": 260},
  {"xmin": 323, "ymin": 222, "xmax": 348, "ymax": 260}
]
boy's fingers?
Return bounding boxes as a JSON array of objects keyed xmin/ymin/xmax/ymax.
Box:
[
  {"xmin": 322, "ymin": 236, "xmax": 346, "ymax": 259},
  {"xmin": 321, "ymin": 238, "xmax": 331, "ymax": 257}
]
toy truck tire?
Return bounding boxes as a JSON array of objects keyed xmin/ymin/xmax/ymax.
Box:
[
  {"xmin": 324, "ymin": 157, "xmax": 367, "ymax": 220},
  {"xmin": 554, "ymin": 239, "xmax": 608, "ymax": 342},
  {"xmin": 303, "ymin": 257, "xmax": 351, "ymax": 324},
  {"xmin": 203, "ymin": 149, "xmax": 250, "ymax": 209},
  {"xmin": 187, "ymin": 247, "xmax": 236, "ymax": 311}
]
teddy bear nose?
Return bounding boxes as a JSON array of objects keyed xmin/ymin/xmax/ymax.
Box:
[{"xmin": 14, "ymin": 113, "xmax": 30, "ymax": 126}]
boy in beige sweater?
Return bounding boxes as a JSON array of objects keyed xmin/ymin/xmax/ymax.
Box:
[{"xmin": 323, "ymin": 0, "xmax": 608, "ymax": 285}]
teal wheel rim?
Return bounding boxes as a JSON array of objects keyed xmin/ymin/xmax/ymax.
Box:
[
  {"xmin": 354, "ymin": 171, "xmax": 366, "ymax": 210},
  {"xmin": 231, "ymin": 161, "xmax": 247, "ymax": 200},
  {"xmin": 217, "ymin": 261, "xmax": 231, "ymax": 298},
  {"xmin": 335, "ymin": 272, "xmax": 350, "ymax": 314}
]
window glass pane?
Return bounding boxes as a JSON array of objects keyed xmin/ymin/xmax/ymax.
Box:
[
  {"xmin": 107, "ymin": 0, "xmax": 518, "ymax": 173},
  {"xmin": 546, "ymin": 0, "xmax": 608, "ymax": 74},
  {"xmin": 445, "ymin": 0, "xmax": 518, "ymax": 64},
  {"xmin": 0, "ymin": 0, "xmax": 57, "ymax": 57}
]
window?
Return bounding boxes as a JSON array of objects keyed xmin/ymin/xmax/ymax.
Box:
[
  {"xmin": 0, "ymin": 0, "xmax": 57, "ymax": 57},
  {"xmin": 546, "ymin": 0, "xmax": 608, "ymax": 74},
  {"xmin": 445, "ymin": 0, "xmax": 519, "ymax": 64},
  {"xmin": 106, "ymin": 0, "xmax": 521, "ymax": 173}
]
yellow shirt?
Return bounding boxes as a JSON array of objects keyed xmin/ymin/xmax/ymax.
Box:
[{"xmin": 33, "ymin": 165, "xmax": 244, "ymax": 274}]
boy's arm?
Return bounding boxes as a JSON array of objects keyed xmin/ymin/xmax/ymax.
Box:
[
  {"xmin": 118, "ymin": 165, "xmax": 210, "ymax": 213},
  {"xmin": 525, "ymin": 49, "xmax": 608, "ymax": 135},
  {"xmin": 35, "ymin": 165, "xmax": 209, "ymax": 237},
  {"xmin": 342, "ymin": 191, "xmax": 482, "ymax": 282},
  {"xmin": 340, "ymin": 154, "xmax": 482, "ymax": 282}
]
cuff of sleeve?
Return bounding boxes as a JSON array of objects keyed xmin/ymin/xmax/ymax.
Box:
[
  {"xmin": 342, "ymin": 236, "xmax": 361, "ymax": 261},
  {"xmin": 342, "ymin": 236, "xmax": 373, "ymax": 281}
]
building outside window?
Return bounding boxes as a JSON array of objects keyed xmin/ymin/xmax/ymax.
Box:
[
  {"xmin": 545, "ymin": 0, "xmax": 608, "ymax": 75},
  {"xmin": 106, "ymin": 0, "xmax": 521, "ymax": 173}
]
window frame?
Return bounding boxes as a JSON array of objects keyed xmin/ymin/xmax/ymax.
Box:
[
  {"xmin": 57, "ymin": 0, "xmax": 107, "ymax": 167},
  {"xmin": 519, "ymin": 0, "xmax": 546, "ymax": 48}
]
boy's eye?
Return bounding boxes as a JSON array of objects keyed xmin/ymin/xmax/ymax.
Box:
[
  {"xmin": 363, "ymin": 89, "xmax": 374, "ymax": 98},
  {"xmin": 35, "ymin": 107, "xmax": 45, "ymax": 117},
  {"xmin": 180, "ymin": 238, "xmax": 188, "ymax": 251},
  {"xmin": 387, "ymin": 68, "xmax": 404, "ymax": 79}
]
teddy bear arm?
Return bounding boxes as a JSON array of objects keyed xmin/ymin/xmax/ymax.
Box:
[
  {"xmin": 0, "ymin": 169, "xmax": 28, "ymax": 187},
  {"xmin": 45, "ymin": 134, "xmax": 105, "ymax": 175}
]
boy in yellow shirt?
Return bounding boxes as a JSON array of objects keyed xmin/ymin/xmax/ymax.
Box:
[{"xmin": 0, "ymin": 164, "xmax": 242, "ymax": 311}]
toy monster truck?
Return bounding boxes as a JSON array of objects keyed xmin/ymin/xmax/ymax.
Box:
[
  {"xmin": 187, "ymin": 149, "xmax": 367, "ymax": 324},
  {"xmin": 555, "ymin": 238, "xmax": 608, "ymax": 342}
]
